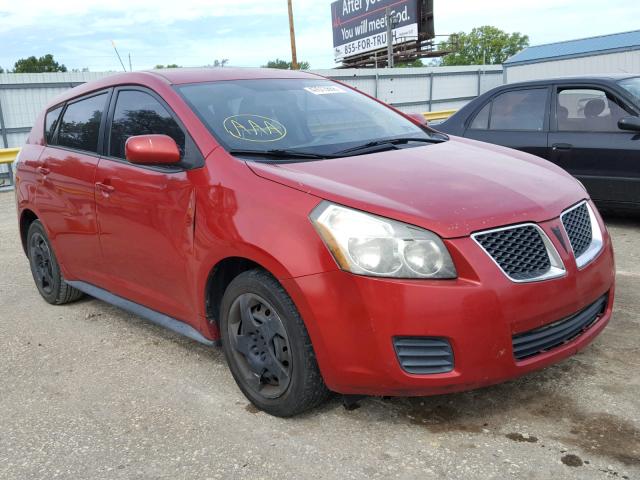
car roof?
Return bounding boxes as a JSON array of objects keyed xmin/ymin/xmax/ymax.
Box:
[
  {"xmin": 503, "ymin": 74, "xmax": 637, "ymax": 89},
  {"xmin": 148, "ymin": 67, "xmax": 322, "ymax": 84},
  {"xmin": 46, "ymin": 67, "xmax": 324, "ymax": 108}
]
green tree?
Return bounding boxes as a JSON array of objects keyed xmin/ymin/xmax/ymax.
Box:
[
  {"xmin": 440, "ymin": 26, "xmax": 529, "ymax": 66},
  {"xmin": 154, "ymin": 64, "xmax": 181, "ymax": 69},
  {"xmin": 263, "ymin": 58, "xmax": 310, "ymax": 70},
  {"xmin": 213, "ymin": 59, "xmax": 229, "ymax": 67},
  {"xmin": 0, "ymin": 66, "xmax": 4, "ymax": 73},
  {"xmin": 13, "ymin": 54, "xmax": 67, "ymax": 73},
  {"xmin": 396, "ymin": 59, "xmax": 424, "ymax": 68}
]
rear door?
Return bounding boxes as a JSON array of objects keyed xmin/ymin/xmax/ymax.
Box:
[
  {"xmin": 463, "ymin": 87, "xmax": 551, "ymax": 159},
  {"xmin": 94, "ymin": 87, "xmax": 202, "ymax": 322},
  {"xmin": 36, "ymin": 91, "xmax": 111, "ymax": 284},
  {"xmin": 548, "ymin": 85, "xmax": 640, "ymax": 206}
]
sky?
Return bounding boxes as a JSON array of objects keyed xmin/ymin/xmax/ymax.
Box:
[{"xmin": 0, "ymin": 0, "xmax": 639, "ymax": 72}]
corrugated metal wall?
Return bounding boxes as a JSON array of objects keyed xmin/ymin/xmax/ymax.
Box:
[
  {"xmin": 0, "ymin": 72, "xmax": 113, "ymax": 148},
  {"xmin": 314, "ymin": 65, "xmax": 504, "ymax": 114},
  {"xmin": 505, "ymin": 50, "xmax": 640, "ymax": 83},
  {"xmin": 0, "ymin": 66, "xmax": 503, "ymax": 149}
]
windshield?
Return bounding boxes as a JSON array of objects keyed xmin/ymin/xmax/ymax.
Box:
[
  {"xmin": 177, "ymin": 79, "xmax": 445, "ymax": 159},
  {"xmin": 618, "ymin": 77, "xmax": 640, "ymax": 104}
]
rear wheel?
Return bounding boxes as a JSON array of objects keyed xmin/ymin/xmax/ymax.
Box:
[
  {"xmin": 220, "ymin": 269, "xmax": 330, "ymax": 417},
  {"xmin": 27, "ymin": 220, "xmax": 83, "ymax": 305}
]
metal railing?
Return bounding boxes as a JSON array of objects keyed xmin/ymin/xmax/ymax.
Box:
[
  {"xmin": 423, "ymin": 109, "xmax": 456, "ymax": 122},
  {"xmin": 0, "ymin": 147, "xmax": 18, "ymax": 191}
]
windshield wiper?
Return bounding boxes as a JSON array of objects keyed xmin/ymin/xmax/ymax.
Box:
[
  {"xmin": 333, "ymin": 137, "xmax": 446, "ymax": 156},
  {"xmin": 228, "ymin": 148, "xmax": 336, "ymax": 160}
]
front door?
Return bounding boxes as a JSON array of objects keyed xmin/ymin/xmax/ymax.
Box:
[
  {"xmin": 464, "ymin": 87, "xmax": 550, "ymax": 159},
  {"xmin": 548, "ymin": 86, "xmax": 640, "ymax": 206},
  {"xmin": 94, "ymin": 88, "xmax": 199, "ymax": 322}
]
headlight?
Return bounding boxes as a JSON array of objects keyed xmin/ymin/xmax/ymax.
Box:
[{"xmin": 310, "ymin": 202, "xmax": 457, "ymax": 279}]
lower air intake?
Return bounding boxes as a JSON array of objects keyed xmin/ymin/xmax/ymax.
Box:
[
  {"xmin": 512, "ymin": 295, "xmax": 608, "ymax": 361},
  {"xmin": 393, "ymin": 337, "xmax": 454, "ymax": 374}
]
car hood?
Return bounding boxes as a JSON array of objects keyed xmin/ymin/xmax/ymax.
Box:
[{"xmin": 246, "ymin": 136, "xmax": 586, "ymax": 238}]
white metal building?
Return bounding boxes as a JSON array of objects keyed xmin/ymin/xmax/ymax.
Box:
[{"xmin": 504, "ymin": 30, "xmax": 640, "ymax": 83}]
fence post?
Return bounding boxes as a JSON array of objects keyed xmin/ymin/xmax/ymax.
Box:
[
  {"xmin": 477, "ymin": 68, "xmax": 482, "ymax": 96},
  {"xmin": 428, "ymin": 72, "xmax": 434, "ymax": 111},
  {"xmin": 375, "ymin": 70, "xmax": 379, "ymax": 99},
  {"xmin": 0, "ymin": 97, "xmax": 8, "ymax": 148}
]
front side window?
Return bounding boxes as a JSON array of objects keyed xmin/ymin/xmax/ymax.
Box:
[
  {"xmin": 557, "ymin": 88, "xmax": 630, "ymax": 132},
  {"xmin": 489, "ymin": 89, "xmax": 547, "ymax": 131},
  {"xmin": 57, "ymin": 93, "xmax": 108, "ymax": 153},
  {"xmin": 178, "ymin": 79, "xmax": 444, "ymax": 158},
  {"xmin": 109, "ymin": 90, "xmax": 185, "ymax": 160},
  {"xmin": 618, "ymin": 76, "xmax": 640, "ymax": 105},
  {"xmin": 44, "ymin": 106, "xmax": 63, "ymax": 144}
]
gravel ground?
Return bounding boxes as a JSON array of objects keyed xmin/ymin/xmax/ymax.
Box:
[{"xmin": 1, "ymin": 190, "xmax": 639, "ymax": 480}]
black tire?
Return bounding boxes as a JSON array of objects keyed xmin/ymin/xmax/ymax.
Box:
[
  {"xmin": 26, "ymin": 220, "xmax": 83, "ymax": 305},
  {"xmin": 220, "ymin": 269, "xmax": 330, "ymax": 417}
]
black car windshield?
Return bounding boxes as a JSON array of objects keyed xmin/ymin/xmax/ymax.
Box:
[
  {"xmin": 618, "ymin": 76, "xmax": 640, "ymax": 104},
  {"xmin": 177, "ymin": 79, "xmax": 446, "ymax": 159}
]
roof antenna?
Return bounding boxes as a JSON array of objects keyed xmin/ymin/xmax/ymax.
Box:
[{"xmin": 111, "ymin": 40, "xmax": 128, "ymax": 72}]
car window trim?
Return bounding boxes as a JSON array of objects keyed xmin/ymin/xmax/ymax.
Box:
[
  {"xmin": 551, "ymin": 83, "xmax": 637, "ymax": 134},
  {"xmin": 466, "ymin": 86, "xmax": 551, "ymax": 133},
  {"xmin": 43, "ymin": 104, "xmax": 65, "ymax": 146},
  {"xmin": 50, "ymin": 88, "xmax": 113, "ymax": 157},
  {"xmin": 102, "ymin": 85, "xmax": 203, "ymax": 171}
]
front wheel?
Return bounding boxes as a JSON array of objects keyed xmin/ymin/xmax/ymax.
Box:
[{"xmin": 220, "ymin": 270, "xmax": 330, "ymax": 417}]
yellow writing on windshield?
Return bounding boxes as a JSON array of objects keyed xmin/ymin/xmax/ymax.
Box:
[{"xmin": 223, "ymin": 115, "xmax": 287, "ymax": 142}]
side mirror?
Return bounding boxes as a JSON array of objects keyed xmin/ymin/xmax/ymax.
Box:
[
  {"xmin": 618, "ymin": 116, "xmax": 640, "ymax": 132},
  {"xmin": 407, "ymin": 113, "xmax": 428, "ymax": 126},
  {"xmin": 125, "ymin": 134, "xmax": 181, "ymax": 165}
]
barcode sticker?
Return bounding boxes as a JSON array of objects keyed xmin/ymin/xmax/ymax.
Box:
[{"xmin": 304, "ymin": 86, "xmax": 346, "ymax": 95}]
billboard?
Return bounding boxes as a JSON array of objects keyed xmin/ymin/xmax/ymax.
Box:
[{"xmin": 331, "ymin": 0, "xmax": 421, "ymax": 61}]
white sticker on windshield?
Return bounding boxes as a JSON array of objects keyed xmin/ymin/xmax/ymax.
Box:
[{"xmin": 304, "ymin": 86, "xmax": 346, "ymax": 95}]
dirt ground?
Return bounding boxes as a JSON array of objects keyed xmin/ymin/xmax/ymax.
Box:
[{"xmin": 1, "ymin": 190, "xmax": 638, "ymax": 480}]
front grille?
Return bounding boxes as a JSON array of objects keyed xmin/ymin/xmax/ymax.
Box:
[
  {"xmin": 562, "ymin": 202, "xmax": 593, "ymax": 258},
  {"xmin": 473, "ymin": 225, "xmax": 551, "ymax": 281},
  {"xmin": 512, "ymin": 294, "xmax": 608, "ymax": 361},
  {"xmin": 393, "ymin": 337, "xmax": 454, "ymax": 374}
]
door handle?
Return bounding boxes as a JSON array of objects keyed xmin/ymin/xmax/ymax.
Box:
[
  {"xmin": 95, "ymin": 182, "xmax": 115, "ymax": 194},
  {"xmin": 37, "ymin": 166, "xmax": 50, "ymax": 176},
  {"xmin": 552, "ymin": 143, "xmax": 573, "ymax": 151}
]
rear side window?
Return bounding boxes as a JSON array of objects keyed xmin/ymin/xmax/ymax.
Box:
[
  {"xmin": 469, "ymin": 103, "xmax": 490, "ymax": 130},
  {"xmin": 57, "ymin": 93, "xmax": 108, "ymax": 153},
  {"xmin": 44, "ymin": 106, "xmax": 63, "ymax": 143},
  {"xmin": 489, "ymin": 89, "xmax": 547, "ymax": 131},
  {"xmin": 109, "ymin": 90, "xmax": 185, "ymax": 160}
]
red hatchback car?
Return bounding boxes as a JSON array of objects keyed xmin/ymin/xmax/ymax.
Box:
[{"xmin": 15, "ymin": 69, "xmax": 615, "ymax": 416}]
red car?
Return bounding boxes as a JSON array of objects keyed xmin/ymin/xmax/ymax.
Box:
[{"xmin": 15, "ymin": 69, "xmax": 615, "ymax": 417}]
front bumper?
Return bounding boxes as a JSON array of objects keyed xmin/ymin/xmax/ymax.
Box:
[{"xmin": 282, "ymin": 213, "xmax": 615, "ymax": 396}]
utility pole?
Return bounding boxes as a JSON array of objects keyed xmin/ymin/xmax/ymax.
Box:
[
  {"xmin": 287, "ymin": 0, "xmax": 299, "ymax": 70},
  {"xmin": 386, "ymin": 7, "xmax": 395, "ymax": 68}
]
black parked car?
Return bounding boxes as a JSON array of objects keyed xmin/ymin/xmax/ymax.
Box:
[{"xmin": 438, "ymin": 75, "xmax": 640, "ymax": 211}]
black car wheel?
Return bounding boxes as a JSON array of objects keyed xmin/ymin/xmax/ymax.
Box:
[
  {"xmin": 27, "ymin": 220, "xmax": 83, "ymax": 305},
  {"xmin": 220, "ymin": 269, "xmax": 330, "ymax": 417}
]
